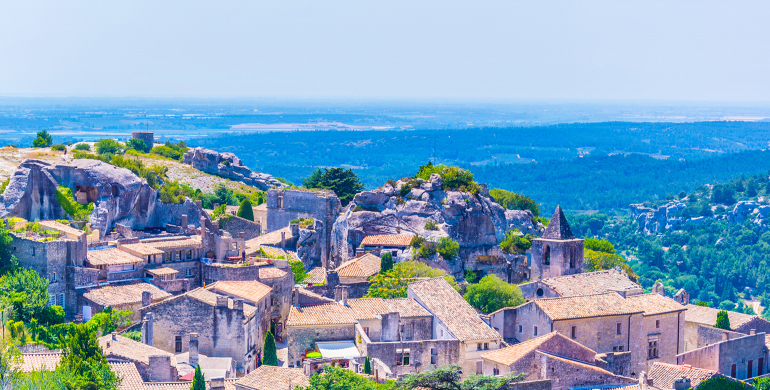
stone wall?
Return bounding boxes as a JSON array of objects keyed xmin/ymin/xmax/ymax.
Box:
[
  {"xmin": 201, "ymin": 262, "xmax": 261, "ymax": 285},
  {"xmin": 153, "ymin": 260, "xmax": 200, "ymax": 288},
  {"xmin": 529, "ymin": 238, "xmax": 584, "ymax": 281},
  {"xmin": 364, "ymin": 337, "xmax": 461, "ymax": 377},
  {"xmin": 218, "ymin": 215, "xmax": 261, "ymax": 241},
  {"xmin": 131, "ymin": 132, "xmax": 154, "ymax": 149},
  {"xmin": 11, "ymin": 235, "xmax": 76, "ymax": 316},
  {"xmin": 595, "ymin": 351, "xmax": 634, "ymax": 377},
  {"xmin": 677, "ymin": 332, "xmax": 768, "ymax": 380},
  {"xmin": 697, "ymin": 325, "xmax": 746, "ymax": 348},
  {"xmin": 506, "ymin": 380, "xmax": 551, "ymax": 390},
  {"xmin": 258, "ymin": 269, "xmax": 294, "ymax": 331},
  {"xmin": 266, "ymin": 189, "xmax": 341, "ymax": 268},
  {"xmin": 287, "ymin": 324, "xmax": 355, "ymax": 366},
  {"xmin": 304, "ymin": 280, "xmax": 370, "ymax": 300},
  {"xmin": 735, "ymin": 317, "xmax": 770, "ymax": 336},
  {"xmin": 531, "ymin": 351, "xmax": 636, "ymax": 390}
]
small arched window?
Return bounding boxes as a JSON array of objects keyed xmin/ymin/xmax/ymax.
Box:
[
  {"xmin": 569, "ymin": 245, "xmax": 576, "ymax": 268},
  {"xmin": 536, "ymin": 288, "xmax": 544, "ymax": 297},
  {"xmin": 543, "ymin": 245, "xmax": 550, "ymax": 265}
]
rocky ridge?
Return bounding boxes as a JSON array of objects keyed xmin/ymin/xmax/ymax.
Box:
[
  {"xmin": 330, "ymin": 173, "xmax": 541, "ymax": 277},
  {"xmin": 632, "ymin": 200, "xmax": 770, "ymax": 233},
  {"xmin": 183, "ymin": 147, "xmax": 286, "ymax": 191}
]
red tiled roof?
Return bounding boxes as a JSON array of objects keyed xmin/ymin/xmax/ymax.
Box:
[
  {"xmin": 648, "ymin": 362, "xmax": 719, "ymax": 389},
  {"xmin": 360, "ymin": 234, "xmax": 413, "ymax": 247}
]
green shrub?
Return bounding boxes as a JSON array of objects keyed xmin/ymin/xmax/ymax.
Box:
[
  {"xmin": 126, "ymin": 138, "xmax": 148, "ymax": 153},
  {"xmin": 436, "ymin": 237, "xmax": 459, "ymax": 260},
  {"xmin": 416, "ymin": 162, "xmax": 476, "ymax": 190},
  {"xmin": 55, "ymin": 186, "xmax": 93, "ymax": 221},
  {"xmin": 95, "ymin": 139, "xmax": 123, "ymax": 155},
  {"xmin": 0, "ymin": 178, "xmax": 9, "ymax": 194},
  {"xmin": 211, "ymin": 204, "xmax": 228, "ymax": 220},
  {"xmin": 500, "ymin": 230, "xmax": 533, "ymax": 255},
  {"xmin": 50, "ymin": 144, "xmax": 66, "ymax": 151},
  {"xmin": 380, "ymin": 252, "xmax": 394, "ymax": 272},
  {"xmin": 399, "ymin": 184, "xmax": 412, "ymax": 197},
  {"xmin": 40, "ymin": 305, "xmax": 65, "ymax": 326},
  {"xmin": 122, "ymin": 331, "xmax": 141, "ymax": 341},
  {"xmin": 464, "ymin": 275, "xmax": 525, "ymax": 313},
  {"xmin": 585, "ymin": 238, "xmax": 615, "ymax": 254},
  {"xmin": 158, "ymin": 180, "xmax": 192, "ymax": 204},
  {"xmin": 151, "ymin": 145, "xmax": 182, "ymax": 160},
  {"xmin": 424, "ymin": 219, "xmax": 439, "ymax": 231},
  {"xmin": 489, "ymin": 189, "xmax": 540, "ymax": 217},
  {"xmin": 74, "ymin": 143, "xmax": 90, "ymax": 151},
  {"xmin": 290, "ymin": 260, "xmax": 308, "ymax": 284},
  {"xmin": 237, "ymin": 198, "xmax": 254, "ymax": 221},
  {"xmin": 715, "ymin": 310, "xmax": 731, "ymax": 330}
]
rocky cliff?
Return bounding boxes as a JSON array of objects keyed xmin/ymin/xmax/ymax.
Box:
[
  {"xmin": 330, "ymin": 174, "xmax": 540, "ymax": 278},
  {"xmin": 0, "ymin": 159, "xmax": 202, "ymax": 237},
  {"xmin": 632, "ymin": 200, "xmax": 770, "ymax": 233},
  {"xmin": 183, "ymin": 147, "xmax": 286, "ymax": 191}
]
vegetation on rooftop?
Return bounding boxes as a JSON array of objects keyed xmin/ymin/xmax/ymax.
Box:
[
  {"xmin": 290, "ymin": 260, "xmax": 308, "ymax": 284},
  {"xmin": 365, "ymin": 261, "xmax": 459, "ymax": 299}
]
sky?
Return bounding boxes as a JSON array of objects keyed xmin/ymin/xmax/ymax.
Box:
[{"xmin": 1, "ymin": 1, "xmax": 769, "ymax": 101}]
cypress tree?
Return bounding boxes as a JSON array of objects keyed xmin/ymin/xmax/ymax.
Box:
[
  {"xmin": 714, "ymin": 310, "xmax": 731, "ymax": 330},
  {"xmin": 191, "ymin": 365, "xmax": 205, "ymax": 390},
  {"xmin": 364, "ymin": 356, "xmax": 371, "ymax": 374},
  {"xmin": 380, "ymin": 252, "xmax": 393, "ymax": 273},
  {"xmin": 237, "ymin": 198, "xmax": 255, "ymax": 221},
  {"xmin": 263, "ymin": 330, "xmax": 279, "ymax": 366}
]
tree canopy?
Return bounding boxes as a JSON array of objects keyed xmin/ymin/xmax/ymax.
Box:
[
  {"xmin": 1, "ymin": 268, "xmax": 50, "ymax": 323},
  {"xmin": 297, "ymin": 366, "xmax": 393, "ymax": 390},
  {"xmin": 715, "ymin": 310, "xmax": 731, "ymax": 330},
  {"xmin": 237, "ymin": 198, "xmax": 255, "ymax": 221},
  {"xmin": 263, "ymin": 330, "xmax": 279, "ymax": 366},
  {"xmin": 366, "ymin": 261, "xmax": 459, "ymax": 299},
  {"xmin": 488, "ymin": 189, "xmax": 539, "ymax": 217},
  {"xmin": 32, "ymin": 130, "xmax": 52, "ymax": 148},
  {"xmin": 464, "ymin": 275, "xmax": 525, "ymax": 314},
  {"xmin": 303, "ymin": 167, "xmax": 364, "ymax": 206},
  {"xmin": 399, "ymin": 365, "xmax": 524, "ymax": 390}
]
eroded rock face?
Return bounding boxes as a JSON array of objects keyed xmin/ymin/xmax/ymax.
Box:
[
  {"xmin": 183, "ymin": 147, "xmax": 286, "ymax": 190},
  {"xmin": 0, "ymin": 159, "xmax": 203, "ymax": 238},
  {"xmin": 330, "ymin": 175, "xmax": 541, "ymax": 277}
]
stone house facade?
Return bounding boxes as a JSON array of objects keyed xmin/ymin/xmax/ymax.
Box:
[
  {"xmin": 677, "ymin": 331, "xmax": 768, "ymax": 380},
  {"xmin": 285, "ymin": 302, "xmax": 358, "ymax": 366},
  {"xmin": 684, "ymin": 304, "xmax": 770, "ymax": 351}
]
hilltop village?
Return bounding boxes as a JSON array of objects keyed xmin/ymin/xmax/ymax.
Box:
[{"xmin": 1, "ymin": 133, "xmax": 768, "ymax": 390}]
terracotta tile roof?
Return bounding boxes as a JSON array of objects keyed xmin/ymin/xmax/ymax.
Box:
[
  {"xmin": 83, "ymin": 281, "xmax": 172, "ymax": 307},
  {"xmin": 234, "ymin": 365, "xmax": 309, "ymax": 390},
  {"xmin": 144, "ymin": 236, "xmax": 202, "ymax": 250},
  {"xmin": 685, "ymin": 304, "xmax": 757, "ymax": 330},
  {"xmin": 305, "ymin": 267, "xmax": 327, "ymax": 285},
  {"xmin": 648, "ymin": 362, "xmax": 718, "ymax": 389},
  {"xmin": 39, "ymin": 220, "xmax": 85, "ymax": 237},
  {"xmin": 408, "ymin": 277, "xmax": 500, "ymax": 342},
  {"xmin": 384, "ymin": 298, "xmax": 432, "ymax": 318},
  {"xmin": 109, "ymin": 362, "xmax": 145, "ymax": 390},
  {"xmin": 348, "ymin": 298, "xmax": 390, "ymax": 320},
  {"xmin": 120, "ymin": 242, "xmax": 164, "ymax": 256},
  {"xmin": 287, "ymin": 303, "xmax": 358, "ymax": 327},
  {"xmin": 529, "ymin": 269, "xmax": 643, "ymax": 297},
  {"xmin": 99, "ymin": 334, "xmax": 177, "ymax": 366},
  {"xmin": 20, "ymin": 352, "xmax": 61, "ymax": 372},
  {"xmin": 187, "ymin": 288, "xmax": 258, "ymax": 318},
  {"xmin": 335, "ymin": 253, "xmax": 381, "ymax": 278},
  {"xmin": 535, "ymin": 351, "xmax": 613, "ymax": 375},
  {"xmin": 259, "ymin": 266, "xmax": 288, "ymax": 279},
  {"xmin": 625, "ymin": 293, "xmax": 686, "ymax": 316},
  {"xmin": 87, "ymin": 247, "xmax": 144, "ymax": 266},
  {"xmin": 360, "ymin": 234, "xmax": 414, "ymax": 247},
  {"xmin": 145, "ymin": 267, "xmax": 179, "ymax": 276},
  {"xmin": 206, "ymin": 280, "xmax": 272, "ymax": 304},
  {"xmin": 533, "ymin": 292, "xmax": 643, "ymax": 321},
  {"xmin": 145, "ymin": 379, "xmax": 238, "ymax": 390},
  {"xmin": 481, "ymin": 332, "xmax": 560, "ymax": 366},
  {"xmin": 296, "ymin": 288, "xmax": 336, "ymax": 304}
]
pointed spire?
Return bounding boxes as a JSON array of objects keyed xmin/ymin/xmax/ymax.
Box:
[{"xmin": 541, "ymin": 205, "xmax": 575, "ymax": 240}]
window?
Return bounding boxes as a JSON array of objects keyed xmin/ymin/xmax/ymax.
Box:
[
  {"xmin": 32, "ymin": 247, "xmax": 35, "ymax": 256},
  {"xmin": 571, "ymin": 326, "xmax": 577, "ymax": 339},
  {"xmin": 656, "ymin": 320, "xmax": 660, "ymax": 328},
  {"xmin": 617, "ymin": 323, "xmax": 622, "ymax": 335},
  {"xmin": 440, "ymin": 329, "xmax": 443, "ymax": 337},
  {"xmin": 536, "ymin": 288, "xmax": 544, "ymax": 297},
  {"xmin": 518, "ymin": 325, "xmax": 523, "ymax": 333},
  {"xmin": 477, "ymin": 343, "xmax": 482, "ymax": 351},
  {"xmin": 403, "ymin": 323, "xmax": 413, "ymax": 340},
  {"xmin": 731, "ymin": 364, "xmax": 737, "ymax": 378},
  {"xmin": 534, "ymin": 326, "xmax": 538, "ymax": 336},
  {"xmin": 178, "ymin": 251, "xmax": 182, "ymax": 261},
  {"xmin": 363, "ymin": 327, "xmax": 369, "ymax": 336},
  {"xmin": 51, "ymin": 272, "xmax": 57, "ymax": 282},
  {"xmin": 185, "ymin": 268, "xmax": 194, "ymax": 278},
  {"xmin": 187, "ymin": 249, "xmax": 192, "ymax": 259},
  {"xmin": 612, "ymin": 345, "xmax": 625, "ymax": 352},
  {"xmin": 57, "ymin": 294, "xmax": 65, "ymax": 309},
  {"xmin": 430, "ymin": 348, "xmax": 438, "ymax": 365},
  {"xmin": 543, "ymin": 245, "xmax": 550, "ymax": 265},
  {"xmin": 396, "ymin": 349, "xmax": 410, "ymax": 366},
  {"xmin": 493, "ymin": 367, "xmax": 499, "ymax": 375},
  {"xmin": 760, "ymin": 358, "xmax": 764, "ymax": 376},
  {"xmin": 569, "ymin": 245, "xmax": 575, "ymax": 268},
  {"xmin": 749, "ymin": 360, "xmax": 754, "ymax": 378},
  {"xmin": 175, "ymin": 336, "xmax": 183, "ymax": 353},
  {"xmin": 484, "ymin": 343, "xmax": 489, "ymax": 350},
  {"xmin": 48, "ymin": 296, "xmax": 55, "ymax": 307},
  {"xmin": 648, "ymin": 339, "xmax": 659, "ymax": 359}
]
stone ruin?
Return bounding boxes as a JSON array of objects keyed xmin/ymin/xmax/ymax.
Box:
[{"xmin": 182, "ymin": 147, "xmax": 286, "ymax": 191}]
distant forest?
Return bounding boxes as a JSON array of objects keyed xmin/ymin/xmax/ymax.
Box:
[{"xmin": 187, "ymin": 121, "xmax": 770, "ymax": 212}]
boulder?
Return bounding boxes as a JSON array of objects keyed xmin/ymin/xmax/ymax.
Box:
[{"xmin": 183, "ymin": 147, "xmax": 286, "ymax": 190}]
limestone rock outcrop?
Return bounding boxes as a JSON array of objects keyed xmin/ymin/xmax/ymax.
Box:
[
  {"xmin": 631, "ymin": 199, "xmax": 769, "ymax": 233},
  {"xmin": 183, "ymin": 147, "xmax": 286, "ymax": 190},
  {"xmin": 330, "ymin": 175, "xmax": 541, "ymax": 277},
  {"xmin": 0, "ymin": 159, "xmax": 203, "ymax": 238}
]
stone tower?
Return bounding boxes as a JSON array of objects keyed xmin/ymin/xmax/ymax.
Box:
[{"xmin": 529, "ymin": 205, "xmax": 585, "ymax": 281}]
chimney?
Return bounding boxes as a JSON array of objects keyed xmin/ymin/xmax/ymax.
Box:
[
  {"xmin": 750, "ymin": 329, "xmax": 757, "ymax": 335},
  {"xmin": 334, "ymin": 285, "xmax": 349, "ymax": 306},
  {"xmin": 142, "ymin": 312, "xmax": 154, "ymax": 346},
  {"xmin": 638, "ymin": 371, "xmax": 648, "ymax": 390},
  {"xmin": 111, "ymin": 332, "xmax": 117, "ymax": 341},
  {"xmin": 722, "ymin": 332, "xmax": 729, "ymax": 341},
  {"xmin": 216, "ymin": 295, "xmax": 229, "ymax": 308},
  {"xmin": 280, "ymin": 231, "xmax": 286, "ymax": 248},
  {"xmin": 673, "ymin": 377, "xmax": 691, "ymax": 390},
  {"xmin": 181, "ymin": 214, "xmax": 188, "ymax": 228},
  {"xmin": 189, "ymin": 333, "xmax": 199, "ymax": 367},
  {"xmin": 142, "ymin": 291, "xmax": 153, "ymax": 307},
  {"xmin": 148, "ymin": 355, "xmax": 173, "ymax": 382},
  {"xmin": 233, "ymin": 298, "xmax": 244, "ymax": 312},
  {"xmin": 239, "ymin": 231, "xmax": 245, "ymax": 239},
  {"xmin": 210, "ymin": 377, "xmax": 226, "ymax": 390},
  {"xmin": 195, "ymin": 200, "xmax": 202, "ymax": 209},
  {"xmin": 292, "ymin": 288, "xmax": 299, "ymax": 307}
]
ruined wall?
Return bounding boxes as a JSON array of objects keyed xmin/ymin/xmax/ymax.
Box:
[
  {"xmin": 735, "ymin": 317, "xmax": 770, "ymax": 336},
  {"xmin": 595, "ymin": 351, "xmax": 634, "ymax": 377},
  {"xmin": 286, "ymin": 324, "xmax": 355, "ymax": 366},
  {"xmin": 258, "ymin": 269, "xmax": 294, "ymax": 328},
  {"xmin": 218, "ymin": 215, "xmax": 261, "ymax": 241}
]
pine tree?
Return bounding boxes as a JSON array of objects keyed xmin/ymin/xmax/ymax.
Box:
[
  {"xmin": 237, "ymin": 198, "xmax": 254, "ymax": 221},
  {"xmin": 714, "ymin": 310, "xmax": 731, "ymax": 330},
  {"xmin": 191, "ymin": 365, "xmax": 205, "ymax": 390},
  {"xmin": 380, "ymin": 252, "xmax": 393, "ymax": 273},
  {"xmin": 363, "ymin": 356, "xmax": 371, "ymax": 374},
  {"xmin": 263, "ymin": 330, "xmax": 279, "ymax": 366}
]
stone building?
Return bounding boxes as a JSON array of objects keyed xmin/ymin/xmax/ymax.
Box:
[
  {"xmin": 408, "ymin": 277, "xmax": 503, "ymax": 376},
  {"xmin": 99, "ymin": 332, "xmax": 178, "ymax": 382},
  {"xmin": 529, "ymin": 206, "xmax": 584, "ymax": 281},
  {"xmin": 266, "ymin": 189, "xmax": 341, "ymax": 268},
  {"xmin": 140, "ymin": 284, "xmax": 272, "ymax": 375},
  {"xmin": 356, "ymin": 234, "xmax": 414, "ymax": 258},
  {"xmin": 234, "ymin": 365, "xmax": 309, "ymax": 390},
  {"xmin": 335, "ymin": 253, "xmax": 382, "ymax": 284},
  {"xmin": 85, "ymin": 247, "xmax": 145, "ymax": 282},
  {"xmin": 285, "ymin": 296, "xmax": 359, "ymax": 366},
  {"xmin": 518, "ymin": 269, "xmax": 644, "ymax": 300},
  {"xmin": 131, "ymin": 132, "xmax": 154, "ymax": 150},
  {"xmin": 81, "ymin": 282, "xmax": 171, "ymax": 322},
  {"xmin": 647, "ymin": 362, "xmax": 724, "ymax": 389},
  {"xmin": 480, "ymin": 332, "xmax": 637, "ymax": 390},
  {"xmin": 677, "ymin": 331, "xmax": 768, "ymax": 380},
  {"xmin": 489, "ymin": 292, "xmax": 686, "ymax": 377},
  {"xmin": 683, "ymin": 304, "xmax": 770, "ymax": 352}
]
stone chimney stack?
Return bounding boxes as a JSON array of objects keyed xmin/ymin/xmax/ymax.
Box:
[
  {"xmin": 638, "ymin": 371, "xmax": 648, "ymax": 390},
  {"xmin": 210, "ymin": 378, "xmax": 226, "ymax": 390},
  {"xmin": 189, "ymin": 333, "xmax": 199, "ymax": 367},
  {"xmin": 216, "ymin": 295, "xmax": 229, "ymax": 308},
  {"xmin": 280, "ymin": 231, "xmax": 286, "ymax": 248},
  {"xmin": 292, "ymin": 288, "xmax": 299, "ymax": 307},
  {"xmin": 673, "ymin": 377, "xmax": 691, "ymax": 390},
  {"xmin": 148, "ymin": 355, "xmax": 173, "ymax": 382},
  {"xmin": 233, "ymin": 298, "xmax": 244, "ymax": 312},
  {"xmin": 142, "ymin": 291, "xmax": 153, "ymax": 307},
  {"xmin": 142, "ymin": 312, "xmax": 154, "ymax": 346},
  {"xmin": 181, "ymin": 214, "xmax": 188, "ymax": 228},
  {"xmin": 750, "ymin": 329, "xmax": 757, "ymax": 335},
  {"xmin": 111, "ymin": 332, "xmax": 117, "ymax": 341},
  {"xmin": 334, "ymin": 285, "xmax": 349, "ymax": 306},
  {"xmin": 722, "ymin": 332, "xmax": 729, "ymax": 341}
]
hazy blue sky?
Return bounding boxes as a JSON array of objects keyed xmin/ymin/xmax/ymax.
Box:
[{"xmin": 1, "ymin": 1, "xmax": 769, "ymax": 101}]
